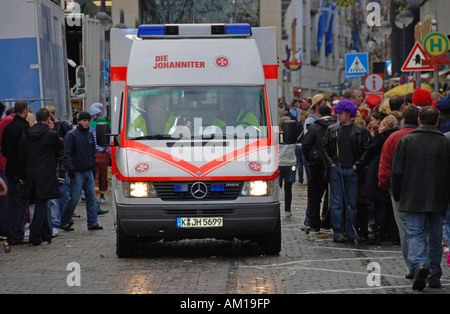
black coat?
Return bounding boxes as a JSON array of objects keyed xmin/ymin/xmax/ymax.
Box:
[
  {"xmin": 392, "ymin": 126, "xmax": 450, "ymax": 215},
  {"xmin": 1, "ymin": 115, "xmax": 30, "ymax": 176},
  {"xmin": 302, "ymin": 116, "xmax": 336, "ymax": 166},
  {"xmin": 361, "ymin": 128, "xmax": 398, "ymax": 202},
  {"xmin": 322, "ymin": 122, "xmax": 371, "ymax": 170},
  {"xmin": 19, "ymin": 123, "xmax": 65, "ymax": 203}
]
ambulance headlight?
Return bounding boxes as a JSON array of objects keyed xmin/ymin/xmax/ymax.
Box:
[
  {"xmin": 123, "ymin": 182, "xmax": 157, "ymax": 198},
  {"xmin": 241, "ymin": 180, "xmax": 274, "ymax": 196}
]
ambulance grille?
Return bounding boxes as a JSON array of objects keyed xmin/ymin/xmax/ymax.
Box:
[{"xmin": 154, "ymin": 181, "xmax": 243, "ymax": 201}]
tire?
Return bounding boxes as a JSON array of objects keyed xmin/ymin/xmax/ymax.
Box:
[
  {"xmin": 259, "ymin": 217, "xmax": 281, "ymax": 255},
  {"xmin": 116, "ymin": 221, "xmax": 138, "ymax": 258}
]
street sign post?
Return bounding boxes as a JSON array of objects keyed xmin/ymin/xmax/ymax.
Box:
[{"xmin": 413, "ymin": 71, "xmax": 421, "ymax": 90}]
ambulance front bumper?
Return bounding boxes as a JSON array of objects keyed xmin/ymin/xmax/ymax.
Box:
[{"xmin": 116, "ymin": 202, "xmax": 280, "ymax": 239}]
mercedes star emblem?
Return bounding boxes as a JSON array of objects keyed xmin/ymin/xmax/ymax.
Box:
[{"xmin": 191, "ymin": 182, "xmax": 208, "ymax": 199}]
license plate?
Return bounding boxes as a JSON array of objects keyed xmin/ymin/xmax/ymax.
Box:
[{"xmin": 177, "ymin": 217, "xmax": 223, "ymax": 228}]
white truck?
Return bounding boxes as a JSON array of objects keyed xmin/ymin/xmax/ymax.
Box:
[
  {"xmin": 0, "ymin": 0, "xmax": 70, "ymax": 120},
  {"xmin": 97, "ymin": 23, "xmax": 295, "ymax": 257}
]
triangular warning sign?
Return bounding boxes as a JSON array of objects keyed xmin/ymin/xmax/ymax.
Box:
[
  {"xmin": 348, "ymin": 56, "xmax": 367, "ymax": 74},
  {"xmin": 401, "ymin": 42, "xmax": 434, "ymax": 72}
]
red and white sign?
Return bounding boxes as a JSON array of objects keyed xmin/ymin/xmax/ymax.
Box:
[
  {"xmin": 401, "ymin": 42, "xmax": 434, "ymax": 72},
  {"xmin": 364, "ymin": 74, "xmax": 384, "ymax": 96}
]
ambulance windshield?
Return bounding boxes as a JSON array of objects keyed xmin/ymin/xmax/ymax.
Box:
[{"xmin": 126, "ymin": 86, "xmax": 268, "ymax": 139}]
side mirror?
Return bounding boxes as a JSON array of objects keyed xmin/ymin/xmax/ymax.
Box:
[
  {"xmin": 281, "ymin": 120, "xmax": 298, "ymax": 144},
  {"xmin": 75, "ymin": 65, "xmax": 86, "ymax": 88},
  {"xmin": 96, "ymin": 122, "xmax": 112, "ymax": 147}
]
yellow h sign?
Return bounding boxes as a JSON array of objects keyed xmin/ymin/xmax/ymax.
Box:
[{"xmin": 423, "ymin": 32, "xmax": 450, "ymax": 57}]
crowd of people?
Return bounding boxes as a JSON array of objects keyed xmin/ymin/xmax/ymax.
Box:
[
  {"xmin": 0, "ymin": 102, "xmax": 110, "ymax": 248},
  {"xmin": 278, "ymin": 87, "xmax": 450, "ymax": 291},
  {"xmin": 1, "ymin": 87, "xmax": 449, "ymax": 291}
]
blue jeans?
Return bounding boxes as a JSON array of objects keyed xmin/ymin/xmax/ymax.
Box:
[
  {"xmin": 390, "ymin": 190, "xmax": 412, "ymax": 273},
  {"xmin": 295, "ymin": 144, "xmax": 309, "ymax": 183},
  {"xmin": 442, "ymin": 207, "xmax": 450, "ymax": 245},
  {"xmin": 329, "ymin": 166, "xmax": 358, "ymax": 239},
  {"xmin": 51, "ymin": 172, "xmax": 71, "ymax": 228},
  {"xmin": 407, "ymin": 212, "xmax": 443, "ymax": 284},
  {"xmin": 61, "ymin": 171, "xmax": 98, "ymax": 228},
  {"xmin": 49, "ymin": 199, "xmax": 60, "ymax": 228}
]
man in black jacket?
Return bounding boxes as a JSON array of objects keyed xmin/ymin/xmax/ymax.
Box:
[
  {"xmin": 60, "ymin": 111, "xmax": 103, "ymax": 231},
  {"xmin": 19, "ymin": 108, "xmax": 65, "ymax": 245},
  {"xmin": 322, "ymin": 99, "xmax": 370, "ymax": 243},
  {"xmin": 302, "ymin": 105, "xmax": 335, "ymax": 231},
  {"xmin": 1, "ymin": 101, "xmax": 30, "ymax": 245},
  {"xmin": 391, "ymin": 106, "xmax": 450, "ymax": 290}
]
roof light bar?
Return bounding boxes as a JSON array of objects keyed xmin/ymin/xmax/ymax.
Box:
[{"xmin": 137, "ymin": 23, "xmax": 252, "ymax": 39}]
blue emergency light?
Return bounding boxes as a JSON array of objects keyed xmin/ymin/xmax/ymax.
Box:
[
  {"xmin": 173, "ymin": 184, "xmax": 188, "ymax": 192},
  {"xmin": 210, "ymin": 184, "xmax": 225, "ymax": 192},
  {"xmin": 137, "ymin": 23, "xmax": 252, "ymax": 38}
]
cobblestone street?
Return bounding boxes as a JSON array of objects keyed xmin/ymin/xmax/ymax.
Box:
[{"xmin": 1, "ymin": 183, "xmax": 449, "ymax": 295}]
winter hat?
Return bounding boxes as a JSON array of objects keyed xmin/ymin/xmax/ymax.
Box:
[
  {"xmin": 78, "ymin": 111, "xmax": 91, "ymax": 122},
  {"xmin": 89, "ymin": 102, "xmax": 103, "ymax": 116},
  {"xmin": 436, "ymin": 95, "xmax": 450, "ymax": 115},
  {"xmin": 365, "ymin": 94, "xmax": 382, "ymax": 109},
  {"xmin": 412, "ymin": 88, "xmax": 432, "ymax": 106}
]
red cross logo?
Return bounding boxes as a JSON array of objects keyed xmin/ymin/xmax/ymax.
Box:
[
  {"xmin": 135, "ymin": 162, "xmax": 150, "ymax": 174},
  {"xmin": 215, "ymin": 56, "xmax": 230, "ymax": 69},
  {"xmin": 248, "ymin": 162, "xmax": 262, "ymax": 172}
]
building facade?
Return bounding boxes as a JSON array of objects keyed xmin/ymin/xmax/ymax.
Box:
[{"xmin": 280, "ymin": 0, "xmax": 354, "ymax": 100}]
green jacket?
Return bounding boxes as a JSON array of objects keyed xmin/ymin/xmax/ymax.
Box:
[
  {"xmin": 212, "ymin": 108, "xmax": 259, "ymax": 127},
  {"xmin": 130, "ymin": 112, "xmax": 178, "ymax": 135}
]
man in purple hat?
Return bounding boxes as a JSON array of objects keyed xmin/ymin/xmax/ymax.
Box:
[{"xmin": 322, "ymin": 99, "xmax": 370, "ymax": 243}]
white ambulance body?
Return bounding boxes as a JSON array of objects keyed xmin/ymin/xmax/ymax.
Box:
[{"xmin": 108, "ymin": 24, "xmax": 281, "ymax": 257}]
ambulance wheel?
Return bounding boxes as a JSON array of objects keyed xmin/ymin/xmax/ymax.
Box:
[
  {"xmin": 116, "ymin": 222, "xmax": 137, "ymax": 258},
  {"xmin": 259, "ymin": 218, "xmax": 281, "ymax": 255}
]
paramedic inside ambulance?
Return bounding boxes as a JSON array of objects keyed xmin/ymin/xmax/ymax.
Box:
[
  {"xmin": 212, "ymin": 93, "xmax": 259, "ymax": 128},
  {"xmin": 130, "ymin": 93, "xmax": 191, "ymax": 136}
]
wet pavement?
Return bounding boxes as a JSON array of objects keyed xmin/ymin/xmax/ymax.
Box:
[{"xmin": 1, "ymin": 183, "xmax": 449, "ymax": 296}]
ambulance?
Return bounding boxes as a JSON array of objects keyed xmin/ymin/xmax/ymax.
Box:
[{"xmin": 97, "ymin": 23, "xmax": 294, "ymax": 257}]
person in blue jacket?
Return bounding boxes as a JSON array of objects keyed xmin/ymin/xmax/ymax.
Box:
[{"xmin": 59, "ymin": 111, "xmax": 103, "ymax": 231}]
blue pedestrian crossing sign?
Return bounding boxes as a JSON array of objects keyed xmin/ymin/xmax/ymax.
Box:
[{"xmin": 345, "ymin": 53, "xmax": 368, "ymax": 77}]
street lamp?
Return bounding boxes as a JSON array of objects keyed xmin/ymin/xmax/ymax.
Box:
[
  {"xmin": 378, "ymin": 21, "xmax": 392, "ymax": 67},
  {"xmin": 395, "ymin": 10, "xmax": 414, "ymax": 29},
  {"xmin": 395, "ymin": 10, "xmax": 414, "ymax": 69}
]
